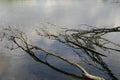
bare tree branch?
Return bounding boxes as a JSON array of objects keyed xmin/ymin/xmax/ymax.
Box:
[{"xmin": 1, "ymin": 26, "xmax": 120, "ymax": 80}]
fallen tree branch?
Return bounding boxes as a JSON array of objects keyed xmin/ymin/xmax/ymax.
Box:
[{"xmin": 1, "ymin": 26, "xmax": 120, "ymax": 80}]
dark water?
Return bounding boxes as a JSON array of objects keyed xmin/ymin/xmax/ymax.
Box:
[{"xmin": 0, "ymin": 0, "xmax": 120, "ymax": 80}]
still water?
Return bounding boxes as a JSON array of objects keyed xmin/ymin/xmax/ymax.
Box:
[{"xmin": 0, "ymin": 0, "xmax": 120, "ymax": 80}]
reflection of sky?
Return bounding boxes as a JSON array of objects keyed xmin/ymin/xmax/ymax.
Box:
[
  {"xmin": 0, "ymin": 0, "xmax": 120, "ymax": 27},
  {"xmin": 0, "ymin": 0, "xmax": 120, "ymax": 79}
]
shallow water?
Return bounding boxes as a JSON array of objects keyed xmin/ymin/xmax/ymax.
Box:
[{"xmin": 0, "ymin": 0, "xmax": 120, "ymax": 80}]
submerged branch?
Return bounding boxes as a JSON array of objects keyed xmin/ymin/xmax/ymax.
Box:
[{"xmin": 1, "ymin": 26, "xmax": 120, "ymax": 80}]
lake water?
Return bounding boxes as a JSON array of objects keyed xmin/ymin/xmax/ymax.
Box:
[{"xmin": 0, "ymin": 0, "xmax": 120, "ymax": 80}]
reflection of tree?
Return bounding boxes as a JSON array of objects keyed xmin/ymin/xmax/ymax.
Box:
[
  {"xmin": 0, "ymin": 0, "xmax": 22, "ymax": 3},
  {"xmin": 23, "ymin": 48, "xmax": 83, "ymax": 80},
  {"xmin": 0, "ymin": 26, "xmax": 120, "ymax": 80},
  {"xmin": 102, "ymin": 0, "xmax": 120, "ymax": 3},
  {"xmin": 36, "ymin": 26, "xmax": 120, "ymax": 80}
]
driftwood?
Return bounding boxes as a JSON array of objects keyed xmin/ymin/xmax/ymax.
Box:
[{"xmin": 1, "ymin": 26, "xmax": 120, "ymax": 80}]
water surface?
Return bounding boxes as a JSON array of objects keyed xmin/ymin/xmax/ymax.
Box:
[{"xmin": 0, "ymin": 0, "xmax": 120, "ymax": 80}]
